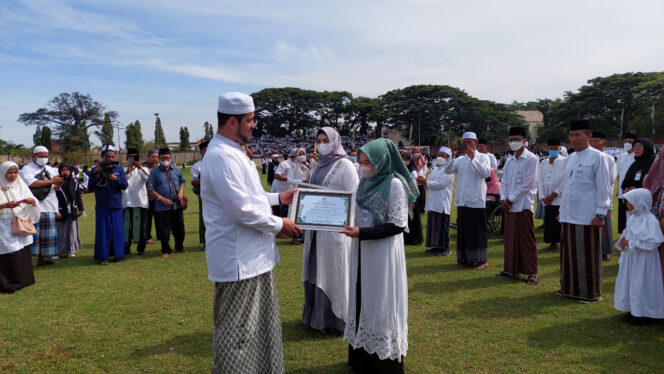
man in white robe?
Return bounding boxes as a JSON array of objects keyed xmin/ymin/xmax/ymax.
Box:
[
  {"xmin": 616, "ymin": 132, "xmax": 637, "ymax": 233},
  {"xmin": 558, "ymin": 119, "xmax": 612, "ymax": 302},
  {"xmin": 201, "ymin": 92, "xmax": 303, "ymax": 374},
  {"xmin": 590, "ymin": 131, "xmax": 618, "ymax": 261}
]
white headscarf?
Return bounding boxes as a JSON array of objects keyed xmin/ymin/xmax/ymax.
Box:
[
  {"xmin": 560, "ymin": 146, "xmax": 568, "ymax": 158},
  {"xmin": 0, "ymin": 161, "xmax": 40, "ymax": 221},
  {"xmin": 619, "ymin": 188, "xmax": 664, "ymax": 251}
]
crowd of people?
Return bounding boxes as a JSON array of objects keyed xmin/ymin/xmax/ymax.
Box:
[
  {"xmin": 0, "ymin": 141, "xmax": 212, "ymax": 290},
  {"xmin": 2, "ymin": 91, "xmax": 663, "ymax": 374}
]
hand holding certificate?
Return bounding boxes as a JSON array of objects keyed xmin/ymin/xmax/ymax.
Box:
[{"xmin": 289, "ymin": 189, "xmax": 355, "ymax": 232}]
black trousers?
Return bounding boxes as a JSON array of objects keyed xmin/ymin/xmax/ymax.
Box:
[
  {"xmin": 154, "ymin": 208, "xmax": 185, "ymax": 254},
  {"xmin": 146, "ymin": 200, "xmax": 156, "ymax": 241},
  {"xmin": 618, "ymin": 198, "xmax": 627, "ymax": 234}
]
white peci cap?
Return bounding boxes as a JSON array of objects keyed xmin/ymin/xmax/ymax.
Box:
[
  {"xmin": 218, "ymin": 92, "xmax": 255, "ymax": 115},
  {"xmin": 33, "ymin": 145, "xmax": 49, "ymax": 154},
  {"xmin": 462, "ymin": 132, "xmax": 477, "ymax": 140}
]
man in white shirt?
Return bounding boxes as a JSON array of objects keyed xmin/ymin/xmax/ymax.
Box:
[
  {"xmin": 270, "ymin": 150, "xmax": 294, "ymax": 218},
  {"xmin": 477, "ymin": 138, "xmax": 498, "ymax": 171},
  {"xmin": 201, "ymin": 92, "xmax": 302, "ymax": 374},
  {"xmin": 19, "ymin": 145, "xmax": 63, "ymax": 266},
  {"xmin": 616, "ymin": 132, "xmax": 637, "ymax": 233},
  {"xmin": 537, "ymin": 138, "xmax": 567, "ymax": 251},
  {"xmin": 423, "ymin": 146, "xmax": 455, "ymax": 256},
  {"xmin": 558, "ymin": 119, "xmax": 612, "ymax": 302},
  {"xmin": 590, "ymin": 131, "xmax": 618, "ymax": 261},
  {"xmin": 122, "ymin": 148, "xmax": 150, "ymax": 255},
  {"xmin": 498, "ymin": 127, "xmax": 540, "ymax": 284},
  {"xmin": 190, "ymin": 140, "xmax": 208, "ymax": 249},
  {"xmin": 445, "ymin": 132, "xmax": 492, "ymax": 270}
]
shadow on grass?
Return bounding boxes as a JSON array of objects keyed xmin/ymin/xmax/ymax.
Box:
[
  {"xmin": 407, "ymin": 262, "xmax": 467, "ymax": 276},
  {"xmin": 410, "ymin": 271, "xmax": 504, "ymax": 295},
  {"xmin": 281, "ymin": 318, "xmax": 344, "ymax": 343},
  {"xmin": 132, "ymin": 331, "xmax": 211, "ymax": 358},
  {"xmin": 288, "ymin": 362, "xmax": 352, "ymax": 374},
  {"xmin": 456, "ymin": 292, "xmax": 572, "ymax": 319}
]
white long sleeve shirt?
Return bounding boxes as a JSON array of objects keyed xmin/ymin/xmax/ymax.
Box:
[
  {"xmin": 537, "ymin": 156, "xmax": 567, "ymax": 206},
  {"xmin": 190, "ymin": 160, "xmax": 202, "ymax": 182},
  {"xmin": 425, "ymin": 165, "xmax": 455, "ymax": 214},
  {"xmin": 559, "ymin": 146, "xmax": 612, "ymax": 225},
  {"xmin": 201, "ymin": 134, "xmax": 283, "ymax": 282},
  {"xmin": 500, "ymin": 148, "xmax": 539, "ymax": 213},
  {"xmin": 444, "ymin": 152, "xmax": 491, "ymax": 209},
  {"xmin": 270, "ymin": 159, "xmax": 292, "ymax": 193},
  {"xmin": 484, "ymin": 152, "xmax": 498, "ymax": 171},
  {"xmin": 19, "ymin": 162, "xmax": 59, "ymax": 213},
  {"xmin": 616, "ymin": 151, "xmax": 635, "ymax": 199},
  {"xmin": 602, "ymin": 151, "xmax": 617, "ymax": 211},
  {"xmin": 122, "ymin": 166, "xmax": 150, "ymax": 208}
]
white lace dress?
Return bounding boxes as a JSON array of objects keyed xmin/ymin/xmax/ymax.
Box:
[{"xmin": 344, "ymin": 177, "xmax": 409, "ymax": 361}]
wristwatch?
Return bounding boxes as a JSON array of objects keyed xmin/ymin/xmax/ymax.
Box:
[{"xmin": 595, "ymin": 214, "xmax": 606, "ymax": 220}]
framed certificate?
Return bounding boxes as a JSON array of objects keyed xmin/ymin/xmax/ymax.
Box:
[
  {"xmin": 295, "ymin": 182, "xmax": 328, "ymax": 190},
  {"xmin": 289, "ymin": 189, "xmax": 355, "ymax": 231}
]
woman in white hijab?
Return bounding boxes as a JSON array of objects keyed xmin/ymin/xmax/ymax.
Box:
[
  {"xmin": 614, "ymin": 188, "xmax": 664, "ymax": 323},
  {"xmin": 0, "ymin": 161, "xmax": 40, "ymax": 293}
]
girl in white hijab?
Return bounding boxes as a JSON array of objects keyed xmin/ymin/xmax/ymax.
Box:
[
  {"xmin": 614, "ymin": 188, "xmax": 664, "ymax": 322},
  {"xmin": 0, "ymin": 161, "xmax": 40, "ymax": 293}
]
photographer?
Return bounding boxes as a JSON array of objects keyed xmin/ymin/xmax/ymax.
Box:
[
  {"xmin": 146, "ymin": 148, "xmax": 187, "ymax": 258},
  {"xmin": 88, "ymin": 145, "xmax": 128, "ymax": 265}
]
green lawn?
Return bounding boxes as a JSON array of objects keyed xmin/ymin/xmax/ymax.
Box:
[{"xmin": 2, "ymin": 168, "xmax": 663, "ymax": 373}]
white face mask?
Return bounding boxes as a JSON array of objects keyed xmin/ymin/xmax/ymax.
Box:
[
  {"xmin": 413, "ymin": 153, "xmax": 420, "ymax": 159},
  {"xmin": 360, "ymin": 165, "xmax": 376, "ymax": 179},
  {"xmin": 297, "ymin": 155, "xmax": 307, "ymax": 163},
  {"xmin": 508, "ymin": 141, "xmax": 523, "ymax": 151},
  {"xmin": 160, "ymin": 160, "xmax": 171, "ymax": 167},
  {"xmin": 436, "ymin": 157, "xmax": 446, "ymax": 166},
  {"xmin": 35, "ymin": 157, "xmax": 48, "ymax": 167},
  {"xmin": 317, "ymin": 143, "xmax": 332, "ymax": 156},
  {"xmin": 624, "ymin": 142, "xmax": 633, "ymax": 151}
]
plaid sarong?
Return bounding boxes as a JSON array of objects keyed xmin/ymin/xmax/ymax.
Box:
[
  {"xmin": 213, "ymin": 271, "xmax": 284, "ymax": 374},
  {"xmin": 31, "ymin": 212, "xmax": 58, "ymax": 257}
]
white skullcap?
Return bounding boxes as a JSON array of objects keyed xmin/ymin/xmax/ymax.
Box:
[
  {"xmin": 218, "ymin": 92, "xmax": 255, "ymax": 115},
  {"xmin": 439, "ymin": 146, "xmax": 452, "ymax": 156},
  {"xmin": 462, "ymin": 132, "xmax": 477, "ymax": 140},
  {"xmin": 33, "ymin": 146, "xmax": 49, "ymax": 154},
  {"xmin": 271, "ymin": 154, "xmax": 280, "ymax": 158},
  {"xmin": 101, "ymin": 144, "xmax": 116, "ymax": 153}
]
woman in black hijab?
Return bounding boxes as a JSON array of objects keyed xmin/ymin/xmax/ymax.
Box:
[
  {"xmin": 622, "ymin": 138, "xmax": 656, "ymax": 193},
  {"xmin": 55, "ymin": 163, "xmax": 84, "ymax": 257}
]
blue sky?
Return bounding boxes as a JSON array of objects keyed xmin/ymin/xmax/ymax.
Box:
[{"xmin": 1, "ymin": 0, "xmax": 663, "ymax": 146}]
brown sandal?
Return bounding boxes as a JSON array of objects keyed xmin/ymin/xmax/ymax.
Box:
[{"xmin": 526, "ymin": 275, "xmax": 539, "ymax": 285}]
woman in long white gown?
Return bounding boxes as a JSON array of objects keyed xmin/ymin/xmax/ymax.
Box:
[
  {"xmin": 340, "ymin": 138, "xmax": 419, "ymax": 374},
  {"xmin": 301, "ymin": 127, "xmax": 359, "ymax": 332},
  {"xmin": 614, "ymin": 188, "xmax": 664, "ymax": 322}
]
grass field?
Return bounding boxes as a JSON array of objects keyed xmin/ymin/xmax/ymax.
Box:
[{"xmin": 2, "ymin": 167, "xmax": 664, "ymax": 373}]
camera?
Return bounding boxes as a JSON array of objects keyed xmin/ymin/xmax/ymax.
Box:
[{"xmin": 101, "ymin": 161, "xmax": 119, "ymax": 175}]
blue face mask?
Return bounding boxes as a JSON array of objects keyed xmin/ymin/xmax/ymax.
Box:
[
  {"xmin": 349, "ymin": 156, "xmax": 357, "ymax": 162},
  {"xmin": 548, "ymin": 150, "xmax": 559, "ymax": 158}
]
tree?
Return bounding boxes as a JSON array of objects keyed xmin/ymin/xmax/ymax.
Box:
[
  {"xmin": 95, "ymin": 112, "xmax": 115, "ymax": 146},
  {"xmin": 252, "ymin": 87, "xmax": 319, "ymax": 137},
  {"xmin": 18, "ymin": 92, "xmax": 114, "ymax": 152},
  {"xmin": 381, "ymin": 85, "xmax": 524, "ymax": 146},
  {"xmin": 125, "ymin": 120, "xmax": 144, "ymax": 151},
  {"xmin": 33, "ymin": 126, "xmax": 53, "ymax": 148},
  {"xmin": 203, "ymin": 121, "xmax": 213, "ymax": 140},
  {"xmin": 316, "ymin": 91, "xmax": 352, "ymax": 133},
  {"xmin": 154, "ymin": 116, "xmax": 166, "ymax": 148},
  {"xmin": 178, "ymin": 126, "xmax": 190, "ymax": 151}
]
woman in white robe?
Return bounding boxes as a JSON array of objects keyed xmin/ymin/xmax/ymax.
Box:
[
  {"xmin": 301, "ymin": 128, "xmax": 359, "ymax": 332},
  {"xmin": 340, "ymin": 138, "xmax": 419, "ymax": 373},
  {"xmin": 614, "ymin": 188, "xmax": 664, "ymax": 321},
  {"xmin": 0, "ymin": 161, "xmax": 40, "ymax": 293}
]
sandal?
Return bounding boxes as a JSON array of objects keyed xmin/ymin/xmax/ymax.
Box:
[
  {"xmin": 100, "ymin": 261, "xmax": 109, "ymax": 266},
  {"xmin": 475, "ymin": 263, "xmax": 489, "ymax": 270},
  {"xmin": 526, "ymin": 275, "xmax": 539, "ymax": 285},
  {"xmin": 496, "ymin": 271, "xmax": 513, "ymax": 277}
]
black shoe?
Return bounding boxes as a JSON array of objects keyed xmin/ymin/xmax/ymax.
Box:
[{"xmin": 434, "ymin": 249, "xmax": 451, "ymax": 257}]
